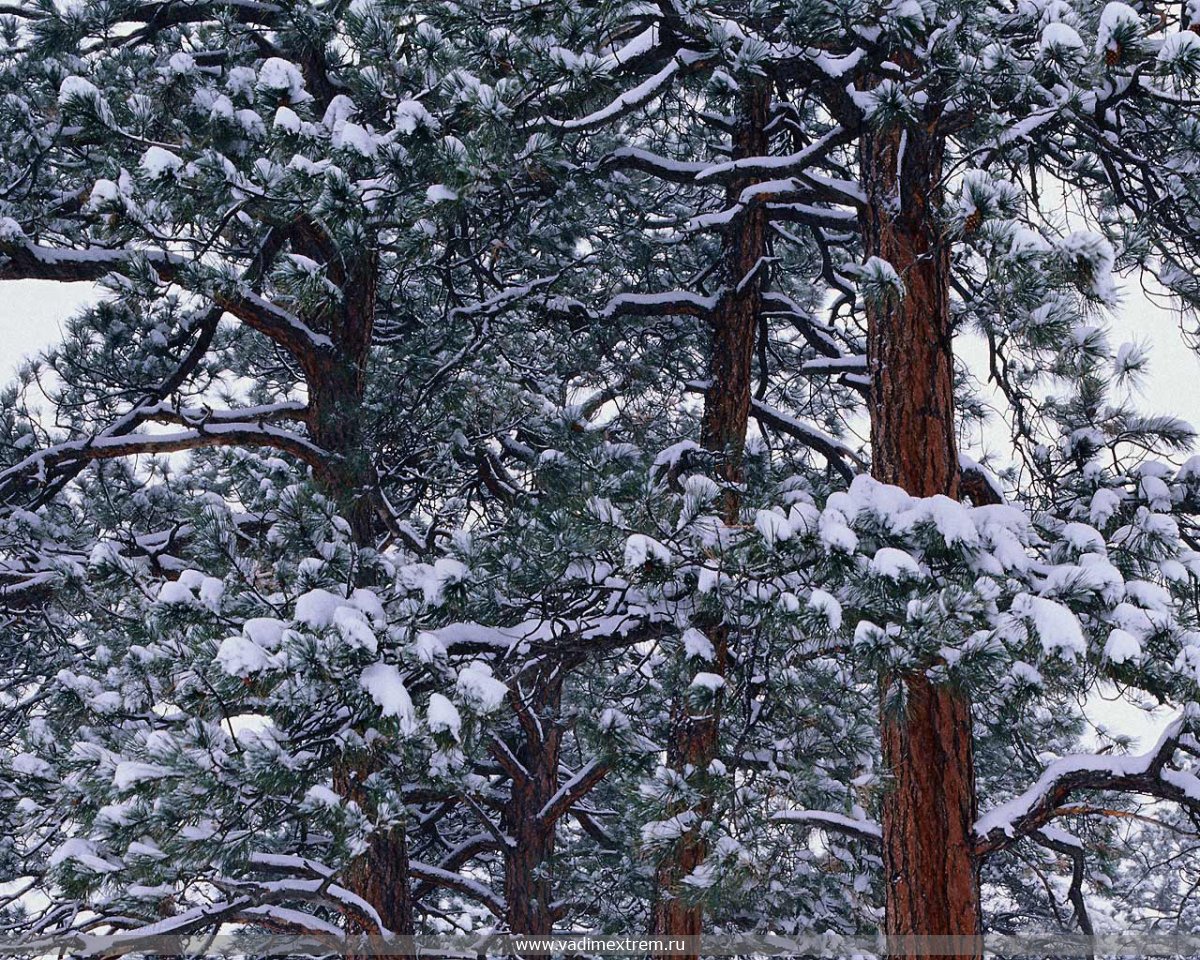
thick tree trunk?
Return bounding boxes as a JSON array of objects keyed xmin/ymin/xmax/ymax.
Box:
[
  {"xmin": 502, "ymin": 667, "xmax": 566, "ymax": 936},
  {"xmin": 862, "ymin": 124, "xmax": 982, "ymax": 959},
  {"xmin": 311, "ymin": 253, "xmax": 417, "ymax": 952},
  {"xmin": 309, "ymin": 255, "xmax": 380, "ymax": 545},
  {"xmin": 649, "ymin": 82, "xmax": 770, "ymax": 950},
  {"xmin": 334, "ymin": 756, "xmax": 416, "ymax": 953}
]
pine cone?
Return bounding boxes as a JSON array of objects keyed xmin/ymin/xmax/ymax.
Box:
[
  {"xmin": 964, "ymin": 209, "xmax": 983, "ymax": 234},
  {"xmin": 1105, "ymin": 44, "xmax": 1122, "ymax": 66}
]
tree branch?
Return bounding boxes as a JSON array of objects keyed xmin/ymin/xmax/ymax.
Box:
[
  {"xmin": 974, "ymin": 716, "xmax": 1200, "ymax": 857},
  {"xmin": 772, "ymin": 809, "xmax": 883, "ymax": 844}
]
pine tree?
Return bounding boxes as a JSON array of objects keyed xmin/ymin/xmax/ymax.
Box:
[{"xmin": 4, "ymin": 0, "xmax": 1200, "ymax": 953}]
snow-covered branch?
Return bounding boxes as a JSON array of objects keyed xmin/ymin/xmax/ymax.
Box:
[
  {"xmin": 772, "ymin": 809, "xmax": 882, "ymax": 843},
  {"xmin": 602, "ymin": 289, "xmax": 721, "ymax": 319},
  {"xmin": 136, "ymin": 400, "xmax": 310, "ymax": 427},
  {"xmin": 0, "ymin": 423, "xmax": 331, "ymax": 496},
  {"xmin": 543, "ymin": 54, "xmax": 695, "ymax": 132},
  {"xmin": 749, "ymin": 399, "xmax": 863, "ymax": 481},
  {"xmin": 598, "ymin": 147, "xmax": 710, "ymax": 184},
  {"xmin": 0, "ymin": 232, "xmax": 332, "ymax": 361},
  {"xmin": 974, "ymin": 716, "xmax": 1200, "ymax": 857},
  {"xmin": 695, "ymin": 125, "xmax": 851, "ymax": 182},
  {"xmin": 408, "ymin": 861, "xmax": 505, "ymax": 917},
  {"xmin": 538, "ymin": 758, "xmax": 611, "ymax": 826}
]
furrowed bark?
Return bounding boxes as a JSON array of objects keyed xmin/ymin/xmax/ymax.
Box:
[
  {"xmin": 649, "ymin": 81, "xmax": 770, "ymax": 949},
  {"xmin": 862, "ymin": 120, "xmax": 982, "ymax": 959},
  {"xmin": 313, "ymin": 250, "xmax": 416, "ymax": 952},
  {"xmin": 333, "ymin": 753, "xmax": 416, "ymax": 955},
  {"xmin": 306, "ymin": 253, "xmax": 381, "ymax": 546},
  {"xmin": 502, "ymin": 665, "xmax": 567, "ymax": 936}
]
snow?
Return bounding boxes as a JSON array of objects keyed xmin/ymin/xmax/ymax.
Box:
[
  {"xmin": 425, "ymin": 184, "xmax": 458, "ymax": 203},
  {"xmin": 456, "ymin": 662, "xmax": 508, "ymax": 713},
  {"xmin": 1162, "ymin": 766, "xmax": 1200, "ymax": 800},
  {"xmin": 653, "ymin": 440, "xmax": 700, "ymax": 469},
  {"xmin": 156, "ymin": 580, "xmax": 194, "ymax": 605},
  {"xmin": 294, "ymin": 588, "xmax": 345, "ymax": 628},
  {"xmin": 198, "ymin": 577, "xmax": 224, "ymax": 609},
  {"xmin": 604, "ymin": 290, "xmax": 719, "ymax": 318},
  {"xmin": 1011, "ymin": 593, "xmax": 1087, "ymax": 658},
  {"xmin": 48, "ymin": 838, "xmax": 118, "ymax": 873},
  {"xmin": 1041, "ymin": 560, "xmax": 1123, "ymax": 602},
  {"xmin": 818, "ymin": 510, "xmax": 858, "ymax": 554},
  {"xmin": 359, "ymin": 663, "xmax": 417, "ymax": 735},
  {"xmin": 624, "ymin": 534, "xmax": 671, "ymax": 569},
  {"xmin": 335, "ymin": 121, "xmax": 377, "ymax": 157},
  {"xmin": 755, "ymin": 509, "xmax": 791, "ymax": 546},
  {"xmin": 125, "ymin": 840, "xmax": 167, "ymax": 860},
  {"xmin": 413, "ymin": 631, "xmax": 447, "ymax": 663},
  {"xmin": 113, "ymin": 761, "xmax": 170, "ymax": 790},
  {"xmin": 208, "ymin": 93, "xmax": 234, "ymax": 120},
  {"xmin": 772, "ymin": 809, "xmax": 882, "ymax": 839},
  {"xmin": 257, "ymin": 57, "xmax": 309, "ymax": 102},
  {"xmin": 426, "ymin": 558, "xmax": 469, "ymax": 606},
  {"xmin": 549, "ymin": 56, "xmax": 681, "ymax": 131},
  {"xmin": 690, "ymin": 672, "xmax": 725, "ymax": 691},
  {"xmin": 59, "ymin": 75, "xmax": 98, "ymax": 104},
  {"xmin": 1104, "ymin": 628, "xmax": 1142, "ymax": 664},
  {"xmin": 1127, "ymin": 579, "xmax": 1172, "ymax": 612},
  {"xmin": 1056, "ymin": 232, "xmax": 1116, "ymax": 303},
  {"xmin": 1090, "ymin": 488, "xmax": 1122, "ymax": 527},
  {"xmin": 394, "ymin": 99, "xmax": 436, "ymax": 134},
  {"xmin": 140, "ymin": 146, "xmax": 184, "ymax": 179},
  {"xmin": 427, "ymin": 693, "xmax": 461, "ymax": 739},
  {"xmin": 808, "ymin": 589, "xmax": 843, "ymax": 630},
  {"xmin": 274, "ymin": 106, "xmax": 302, "ymax": 133},
  {"xmin": 215, "ymin": 635, "xmax": 278, "ymax": 677},
  {"xmin": 1096, "ymin": 2, "xmax": 1141, "ymax": 54},
  {"xmin": 350, "ymin": 588, "xmax": 385, "ymax": 623},
  {"xmin": 1040, "ymin": 22, "xmax": 1083, "ymax": 54},
  {"xmin": 333, "ymin": 606, "xmax": 377, "ymax": 653},
  {"xmin": 682, "ymin": 627, "xmax": 716, "ymax": 661},
  {"xmin": 1061, "ymin": 522, "xmax": 1105, "ymax": 553},
  {"xmin": 976, "ymin": 717, "xmax": 1186, "ymax": 839},
  {"xmin": 11, "ymin": 753, "xmax": 52, "ymax": 777},
  {"xmin": 167, "ymin": 52, "xmax": 196, "ymax": 74},
  {"xmin": 870, "ymin": 547, "xmax": 923, "ymax": 581},
  {"xmin": 243, "ymin": 617, "xmax": 287, "ymax": 649},
  {"xmin": 304, "ymin": 785, "xmax": 342, "ymax": 807}
]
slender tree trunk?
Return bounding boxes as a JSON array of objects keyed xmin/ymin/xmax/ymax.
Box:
[
  {"xmin": 861, "ymin": 122, "xmax": 982, "ymax": 960},
  {"xmin": 649, "ymin": 81, "xmax": 770, "ymax": 950}
]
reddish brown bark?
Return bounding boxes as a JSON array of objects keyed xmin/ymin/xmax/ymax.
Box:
[
  {"xmin": 334, "ymin": 754, "xmax": 416, "ymax": 958},
  {"xmin": 649, "ymin": 82, "xmax": 770, "ymax": 949},
  {"xmin": 862, "ymin": 122, "xmax": 982, "ymax": 960},
  {"xmin": 307, "ymin": 253, "xmax": 381, "ymax": 546},
  {"xmin": 316, "ymin": 252, "xmax": 417, "ymax": 951},
  {"xmin": 862, "ymin": 125, "xmax": 959, "ymax": 501},
  {"xmin": 501, "ymin": 666, "xmax": 567, "ymax": 935}
]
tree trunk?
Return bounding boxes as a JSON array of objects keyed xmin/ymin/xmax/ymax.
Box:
[
  {"xmin": 312, "ymin": 252, "xmax": 417, "ymax": 953},
  {"xmin": 649, "ymin": 82, "xmax": 770, "ymax": 950},
  {"xmin": 308, "ymin": 254, "xmax": 380, "ymax": 545},
  {"xmin": 862, "ymin": 122, "xmax": 982, "ymax": 960},
  {"xmin": 334, "ymin": 755, "xmax": 416, "ymax": 954},
  {"xmin": 502, "ymin": 666, "xmax": 566, "ymax": 936}
]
